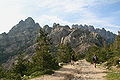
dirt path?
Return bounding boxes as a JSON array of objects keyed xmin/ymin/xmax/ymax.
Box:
[{"xmin": 31, "ymin": 59, "xmax": 107, "ymax": 80}]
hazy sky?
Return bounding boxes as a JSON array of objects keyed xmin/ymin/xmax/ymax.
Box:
[{"xmin": 0, "ymin": 0, "xmax": 120, "ymax": 34}]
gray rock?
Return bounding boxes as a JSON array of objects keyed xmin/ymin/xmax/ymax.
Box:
[{"xmin": 0, "ymin": 17, "xmax": 40, "ymax": 64}]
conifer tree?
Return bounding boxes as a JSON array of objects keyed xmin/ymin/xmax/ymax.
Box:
[
  {"xmin": 86, "ymin": 45, "xmax": 99, "ymax": 63},
  {"xmin": 12, "ymin": 51, "xmax": 27, "ymax": 77},
  {"xmin": 86, "ymin": 31, "xmax": 120, "ymax": 66},
  {"xmin": 57, "ymin": 43, "xmax": 75, "ymax": 63},
  {"xmin": 0, "ymin": 64, "xmax": 6, "ymax": 78},
  {"xmin": 32, "ymin": 28, "xmax": 58, "ymax": 71}
]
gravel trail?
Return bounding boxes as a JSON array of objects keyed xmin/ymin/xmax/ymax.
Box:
[{"xmin": 31, "ymin": 59, "xmax": 107, "ymax": 80}]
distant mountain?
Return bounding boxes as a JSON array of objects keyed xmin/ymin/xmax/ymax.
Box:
[
  {"xmin": 0, "ymin": 17, "xmax": 117, "ymax": 69},
  {"xmin": 0, "ymin": 17, "xmax": 40, "ymax": 63},
  {"xmin": 44, "ymin": 23, "xmax": 104, "ymax": 53},
  {"xmin": 72, "ymin": 24, "xmax": 117, "ymax": 44}
]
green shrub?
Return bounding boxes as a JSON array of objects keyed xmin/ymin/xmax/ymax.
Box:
[
  {"xmin": 57, "ymin": 44, "xmax": 75, "ymax": 63},
  {"xmin": 44, "ymin": 69, "xmax": 54, "ymax": 75},
  {"xmin": 30, "ymin": 71, "xmax": 45, "ymax": 77},
  {"xmin": 15, "ymin": 74, "xmax": 22, "ymax": 80},
  {"xmin": 106, "ymin": 72, "xmax": 120, "ymax": 80},
  {"xmin": 106, "ymin": 57, "xmax": 120, "ymax": 67},
  {"xmin": 30, "ymin": 69, "xmax": 54, "ymax": 78},
  {"xmin": 75, "ymin": 52, "xmax": 85, "ymax": 60}
]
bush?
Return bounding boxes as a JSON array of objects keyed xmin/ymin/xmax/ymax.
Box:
[
  {"xmin": 44, "ymin": 69, "xmax": 54, "ymax": 75},
  {"xmin": 57, "ymin": 44, "xmax": 75, "ymax": 63},
  {"xmin": 106, "ymin": 57, "xmax": 120, "ymax": 67},
  {"xmin": 106, "ymin": 69, "xmax": 120, "ymax": 80},
  {"xmin": 6, "ymin": 73, "xmax": 22, "ymax": 80},
  {"xmin": 30, "ymin": 71, "xmax": 45, "ymax": 78},
  {"xmin": 75, "ymin": 52, "xmax": 85, "ymax": 60},
  {"xmin": 30, "ymin": 70, "xmax": 54, "ymax": 78},
  {"xmin": 15, "ymin": 74, "xmax": 22, "ymax": 80}
]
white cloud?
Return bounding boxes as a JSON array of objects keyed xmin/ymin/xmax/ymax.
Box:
[
  {"xmin": 76, "ymin": 14, "xmax": 119, "ymax": 29},
  {"xmin": 0, "ymin": 0, "xmax": 27, "ymax": 33},
  {"xmin": 36, "ymin": 15, "xmax": 72, "ymax": 27},
  {"xmin": 32, "ymin": 0, "xmax": 120, "ymax": 13},
  {"xmin": 0, "ymin": 0, "xmax": 119, "ymax": 34}
]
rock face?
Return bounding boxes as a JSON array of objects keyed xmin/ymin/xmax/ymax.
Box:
[
  {"xmin": 46, "ymin": 25, "xmax": 104, "ymax": 53},
  {"xmin": 61, "ymin": 29, "xmax": 104, "ymax": 52},
  {"xmin": 0, "ymin": 17, "xmax": 40, "ymax": 63},
  {"xmin": 72, "ymin": 24, "xmax": 117, "ymax": 44},
  {"xmin": 0, "ymin": 17, "xmax": 116, "ymax": 69},
  {"xmin": 43, "ymin": 25, "xmax": 52, "ymax": 34},
  {"xmin": 49, "ymin": 24, "xmax": 70, "ymax": 46}
]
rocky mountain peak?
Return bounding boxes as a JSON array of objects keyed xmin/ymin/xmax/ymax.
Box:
[
  {"xmin": 8, "ymin": 17, "xmax": 40, "ymax": 36},
  {"xmin": 43, "ymin": 25, "xmax": 52, "ymax": 34},
  {"xmin": 53, "ymin": 23, "xmax": 60, "ymax": 29},
  {"xmin": 0, "ymin": 32, "xmax": 7, "ymax": 39},
  {"xmin": 44, "ymin": 25, "xmax": 49, "ymax": 28},
  {"xmin": 0, "ymin": 17, "xmax": 41, "ymax": 63},
  {"xmin": 25, "ymin": 17, "xmax": 35, "ymax": 24},
  {"xmin": 53, "ymin": 23, "xmax": 70, "ymax": 31},
  {"xmin": 18, "ymin": 20, "xmax": 24, "ymax": 24},
  {"xmin": 72, "ymin": 24, "xmax": 116, "ymax": 44},
  {"xmin": 1, "ymin": 32, "xmax": 7, "ymax": 36},
  {"xmin": 102, "ymin": 28, "xmax": 106, "ymax": 32}
]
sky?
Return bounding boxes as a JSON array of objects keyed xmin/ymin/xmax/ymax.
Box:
[{"xmin": 0, "ymin": 0, "xmax": 120, "ymax": 34}]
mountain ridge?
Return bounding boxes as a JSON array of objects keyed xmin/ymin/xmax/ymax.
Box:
[
  {"xmin": 0, "ymin": 17, "xmax": 117, "ymax": 69},
  {"xmin": 0, "ymin": 17, "xmax": 40, "ymax": 63},
  {"xmin": 72, "ymin": 24, "xmax": 116, "ymax": 43}
]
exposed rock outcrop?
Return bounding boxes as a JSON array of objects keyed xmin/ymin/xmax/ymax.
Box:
[
  {"xmin": 72, "ymin": 24, "xmax": 117, "ymax": 44},
  {"xmin": 60, "ymin": 28, "xmax": 104, "ymax": 52},
  {"xmin": 0, "ymin": 17, "xmax": 40, "ymax": 63},
  {"xmin": 49, "ymin": 24, "xmax": 70, "ymax": 46}
]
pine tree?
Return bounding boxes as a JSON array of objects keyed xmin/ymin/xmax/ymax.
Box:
[
  {"xmin": 57, "ymin": 43, "xmax": 75, "ymax": 63},
  {"xmin": 12, "ymin": 51, "xmax": 27, "ymax": 77},
  {"xmin": 86, "ymin": 45, "xmax": 100, "ymax": 63},
  {"xmin": 32, "ymin": 28, "xmax": 58, "ymax": 71},
  {"xmin": 0, "ymin": 64, "xmax": 6, "ymax": 78}
]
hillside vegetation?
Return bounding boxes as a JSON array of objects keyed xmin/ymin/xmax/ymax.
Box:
[
  {"xmin": 0, "ymin": 29, "xmax": 119, "ymax": 80},
  {"xmin": 0, "ymin": 28, "xmax": 76, "ymax": 80},
  {"xmin": 86, "ymin": 32, "xmax": 120, "ymax": 67}
]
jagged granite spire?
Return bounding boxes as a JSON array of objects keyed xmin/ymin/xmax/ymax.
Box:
[
  {"xmin": 8, "ymin": 17, "xmax": 40, "ymax": 35},
  {"xmin": 0, "ymin": 17, "xmax": 40, "ymax": 63},
  {"xmin": 25, "ymin": 17, "xmax": 35, "ymax": 25},
  {"xmin": 72, "ymin": 24, "xmax": 116, "ymax": 44}
]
